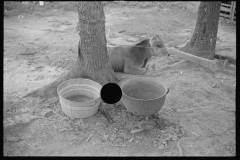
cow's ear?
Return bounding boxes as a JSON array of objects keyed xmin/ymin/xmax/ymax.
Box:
[{"xmin": 149, "ymin": 36, "xmax": 156, "ymax": 45}]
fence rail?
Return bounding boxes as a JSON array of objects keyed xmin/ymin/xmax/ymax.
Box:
[{"xmin": 220, "ymin": 1, "xmax": 236, "ymax": 23}]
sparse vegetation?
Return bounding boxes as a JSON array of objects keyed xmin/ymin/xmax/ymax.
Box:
[
  {"xmin": 4, "ymin": 1, "xmax": 188, "ymax": 17},
  {"xmin": 4, "ymin": 1, "xmax": 235, "ymax": 156}
]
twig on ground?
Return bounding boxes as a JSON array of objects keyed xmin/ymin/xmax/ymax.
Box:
[
  {"xmin": 54, "ymin": 103, "xmax": 59, "ymax": 112},
  {"xmin": 52, "ymin": 124, "xmax": 57, "ymax": 128},
  {"xmin": 34, "ymin": 116, "xmax": 59, "ymax": 122},
  {"xmin": 47, "ymin": 108, "xmax": 75, "ymax": 124},
  {"xmin": 86, "ymin": 134, "xmax": 93, "ymax": 141},
  {"xmin": 130, "ymin": 128, "xmax": 145, "ymax": 134},
  {"xmin": 48, "ymin": 108, "xmax": 65, "ymax": 119},
  {"xmin": 13, "ymin": 94, "xmax": 31, "ymax": 108},
  {"xmin": 177, "ymin": 140, "xmax": 183, "ymax": 156},
  {"xmin": 110, "ymin": 144, "xmax": 127, "ymax": 147}
]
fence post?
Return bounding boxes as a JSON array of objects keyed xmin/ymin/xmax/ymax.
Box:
[{"xmin": 231, "ymin": 1, "xmax": 236, "ymax": 23}]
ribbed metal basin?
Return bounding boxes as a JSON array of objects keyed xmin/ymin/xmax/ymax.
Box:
[
  {"xmin": 120, "ymin": 77, "xmax": 169, "ymax": 116},
  {"xmin": 57, "ymin": 78, "xmax": 102, "ymax": 118}
]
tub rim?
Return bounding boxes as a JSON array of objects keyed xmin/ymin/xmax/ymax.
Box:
[{"xmin": 120, "ymin": 77, "xmax": 169, "ymax": 101}]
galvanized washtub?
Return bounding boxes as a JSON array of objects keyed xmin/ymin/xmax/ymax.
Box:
[{"xmin": 57, "ymin": 78, "xmax": 102, "ymax": 118}]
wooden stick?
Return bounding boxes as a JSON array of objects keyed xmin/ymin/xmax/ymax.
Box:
[
  {"xmin": 168, "ymin": 48, "xmax": 221, "ymax": 71},
  {"xmin": 168, "ymin": 48, "xmax": 236, "ymax": 75}
]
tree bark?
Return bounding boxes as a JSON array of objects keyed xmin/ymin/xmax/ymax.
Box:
[
  {"xmin": 180, "ymin": 2, "xmax": 221, "ymax": 60},
  {"xmin": 24, "ymin": 2, "xmax": 119, "ymax": 123},
  {"xmin": 24, "ymin": 2, "xmax": 119, "ymax": 100},
  {"xmin": 77, "ymin": 2, "xmax": 118, "ymax": 85}
]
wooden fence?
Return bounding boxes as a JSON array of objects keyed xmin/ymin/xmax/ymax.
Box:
[{"xmin": 220, "ymin": 1, "xmax": 236, "ymax": 23}]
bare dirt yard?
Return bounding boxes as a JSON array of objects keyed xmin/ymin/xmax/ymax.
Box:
[{"xmin": 4, "ymin": 2, "xmax": 236, "ymax": 156}]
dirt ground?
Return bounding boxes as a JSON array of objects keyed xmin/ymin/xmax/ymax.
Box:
[{"xmin": 4, "ymin": 2, "xmax": 236, "ymax": 156}]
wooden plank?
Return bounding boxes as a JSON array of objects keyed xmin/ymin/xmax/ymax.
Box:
[
  {"xmin": 220, "ymin": 12, "xmax": 231, "ymax": 17},
  {"xmin": 220, "ymin": 6, "xmax": 232, "ymax": 12},
  {"xmin": 220, "ymin": 1, "xmax": 236, "ymax": 21},
  {"xmin": 220, "ymin": 13, "xmax": 231, "ymax": 19},
  {"xmin": 230, "ymin": 1, "xmax": 236, "ymax": 22},
  {"xmin": 168, "ymin": 48, "xmax": 219, "ymax": 71},
  {"xmin": 220, "ymin": 12, "xmax": 230, "ymax": 16},
  {"xmin": 221, "ymin": 3, "xmax": 232, "ymax": 8},
  {"xmin": 222, "ymin": 1, "xmax": 232, "ymax": 5},
  {"xmin": 168, "ymin": 48, "xmax": 235, "ymax": 75},
  {"xmin": 233, "ymin": 1, "xmax": 236, "ymax": 7},
  {"xmin": 230, "ymin": 2, "xmax": 234, "ymax": 21},
  {"xmin": 220, "ymin": 5, "xmax": 231, "ymax": 11},
  {"xmin": 219, "ymin": 13, "xmax": 230, "ymax": 18}
]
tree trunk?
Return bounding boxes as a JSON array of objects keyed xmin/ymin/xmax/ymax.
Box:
[
  {"xmin": 24, "ymin": 2, "xmax": 119, "ymax": 100},
  {"xmin": 180, "ymin": 2, "xmax": 221, "ymax": 60},
  {"xmin": 76, "ymin": 2, "xmax": 118, "ymax": 86},
  {"xmin": 24, "ymin": 2, "xmax": 118, "ymax": 123}
]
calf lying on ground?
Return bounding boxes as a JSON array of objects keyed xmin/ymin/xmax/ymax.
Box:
[{"xmin": 108, "ymin": 35, "xmax": 169, "ymax": 75}]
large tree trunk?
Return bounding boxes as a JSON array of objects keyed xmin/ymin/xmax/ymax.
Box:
[
  {"xmin": 76, "ymin": 2, "xmax": 118, "ymax": 85},
  {"xmin": 24, "ymin": 2, "xmax": 119, "ymax": 100},
  {"xmin": 24, "ymin": 2, "xmax": 118, "ymax": 122},
  {"xmin": 180, "ymin": 2, "xmax": 221, "ymax": 60}
]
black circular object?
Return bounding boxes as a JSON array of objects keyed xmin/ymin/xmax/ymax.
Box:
[{"xmin": 100, "ymin": 83, "xmax": 122, "ymax": 104}]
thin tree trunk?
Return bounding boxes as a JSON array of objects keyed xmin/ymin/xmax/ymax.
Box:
[{"xmin": 180, "ymin": 2, "xmax": 221, "ymax": 60}]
